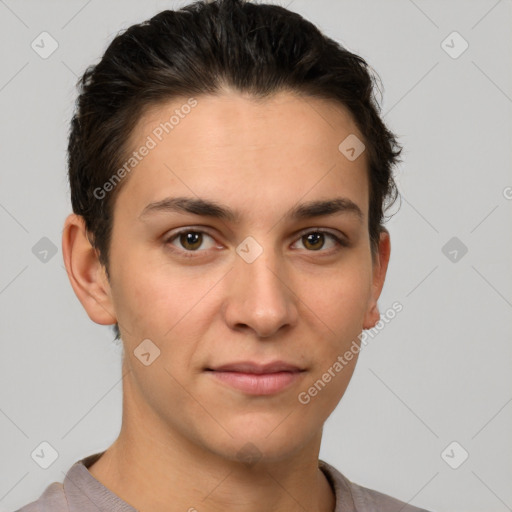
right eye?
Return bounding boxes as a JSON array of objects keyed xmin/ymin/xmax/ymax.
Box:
[{"xmin": 164, "ymin": 229, "xmax": 219, "ymax": 257}]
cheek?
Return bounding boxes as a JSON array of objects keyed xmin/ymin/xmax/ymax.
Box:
[
  {"xmin": 110, "ymin": 253, "xmax": 221, "ymax": 355},
  {"xmin": 307, "ymin": 258, "xmax": 373, "ymax": 334},
  {"xmin": 110, "ymin": 268, "xmax": 162, "ymax": 335},
  {"xmin": 297, "ymin": 257, "xmax": 372, "ymax": 401}
]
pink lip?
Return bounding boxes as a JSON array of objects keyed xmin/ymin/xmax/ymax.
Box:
[{"xmin": 206, "ymin": 360, "xmax": 305, "ymax": 395}]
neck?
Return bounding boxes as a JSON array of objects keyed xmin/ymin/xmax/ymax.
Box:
[
  {"xmin": 88, "ymin": 420, "xmax": 334, "ymax": 512},
  {"xmin": 87, "ymin": 364, "xmax": 335, "ymax": 512},
  {"xmin": 89, "ymin": 434, "xmax": 335, "ymax": 512}
]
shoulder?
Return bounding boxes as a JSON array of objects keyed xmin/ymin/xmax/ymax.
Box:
[
  {"xmin": 349, "ymin": 479, "xmax": 433, "ymax": 512},
  {"xmin": 13, "ymin": 452, "xmax": 106, "ymax": 512},
  {"xmin": 14, "ymin": 481, "xmax": 68, "ymax": 512},
  {"xmin": 319, "ymin": 459, "xmax": 435, "ymax": 512}
]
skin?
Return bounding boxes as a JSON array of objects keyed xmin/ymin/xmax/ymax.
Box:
[{"xmin": 62, "ymin": 89, "xmax": 390, "ymax": 512}]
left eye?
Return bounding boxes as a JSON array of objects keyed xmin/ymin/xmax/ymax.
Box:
[
  {"xmin": 165, "ymin": 229, "xmax": 345, "ymax": 255},
  {"xmin": 292, "ymin": 230, "xmax": 345, "ymax": 252}
]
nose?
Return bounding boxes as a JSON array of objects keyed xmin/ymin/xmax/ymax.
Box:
[{"xmin": 222, "ymin": 243, "xmax": 299, "ymax": 338}]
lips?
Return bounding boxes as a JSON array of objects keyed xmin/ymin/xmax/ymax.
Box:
[
  {"xmin": 205, "ymin": 360, "xmax": 305, "ymax": 395},
  {"xmin": 206, "ymin": 360, "xmax": 304, "ymax": 374}
]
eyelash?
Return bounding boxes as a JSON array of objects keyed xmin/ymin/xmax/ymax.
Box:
[{"xmin": 164, "ymin": 228, "xmax": 348, "ymax": 258}]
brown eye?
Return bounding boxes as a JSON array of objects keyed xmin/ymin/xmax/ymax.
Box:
[
  {"xmin": 165, "ymin": 229, "xmax": 217, "ymax": 255},
  {"xmin": 302, "ymin": 232, "xmax": 325, "ymax": 251},
  {"xmin": 179, "ymin": 231, "xmax": 203, "ymax": 250},
  {"xmin": 294, "ymin": 230, "xmax": 346, "ymax": 252}
]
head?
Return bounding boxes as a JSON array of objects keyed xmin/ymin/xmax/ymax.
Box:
[{"xmin": 63, "ymin": 0, "xmax": 401, "ymax": 463}]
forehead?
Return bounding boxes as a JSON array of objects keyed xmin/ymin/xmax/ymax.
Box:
[
  {"xmin": 116, "ymin": 90, "xmax": 369, "ymax": 223},
  {"xmin": 133, "ymin": 89, "xmax": 363, "ymax": 151}
]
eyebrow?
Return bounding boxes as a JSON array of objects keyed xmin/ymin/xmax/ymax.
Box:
[{"xmin": 138, "ymin": 196, "xmax": 364, "ymax": 223}]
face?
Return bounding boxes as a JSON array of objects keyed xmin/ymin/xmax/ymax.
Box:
[{"xmin": 66, "ymin": 90, "xmax": 390, "ymax": 463}]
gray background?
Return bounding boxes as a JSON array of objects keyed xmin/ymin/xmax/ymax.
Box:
[{"xmin": 1, "ymin": 1, "xmax": 511, "ymax": 511}]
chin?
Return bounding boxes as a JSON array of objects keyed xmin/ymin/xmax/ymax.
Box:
[{"xmin": 203, "ymin": 418, "xmax": 317, "ymax": 466}]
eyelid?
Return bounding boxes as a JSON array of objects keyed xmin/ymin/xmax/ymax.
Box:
[
  {"xmin": 294, "ymin": 226, "xmax": 348, "ymax": 243},
  {"xmin": 292, "ymin": 227, "xmax": 349, "ymax": 251},
  {"xmin": 164, "ymin": 226, "xmax": 219, "ymax": 253}
]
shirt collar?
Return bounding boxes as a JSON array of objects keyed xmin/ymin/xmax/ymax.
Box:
[{"xmin": 63, "ymin": 452, "xmax": 356, "ymax": 512}]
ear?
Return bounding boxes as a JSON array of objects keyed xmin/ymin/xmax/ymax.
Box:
[
  {"xmin": 61, "ymin": 213, "xmax": 117, "ymax": 326},
  {"xmin": 362, "ymin": 228, "xmax": 391, "ymax": 330}
]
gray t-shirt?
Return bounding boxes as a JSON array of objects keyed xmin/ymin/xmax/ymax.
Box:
[{"xmin": 14, "ymin": 451, "xmax": 433, "ymax": 512}]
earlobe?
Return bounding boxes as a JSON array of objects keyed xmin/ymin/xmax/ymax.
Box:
[
  {"xmin": 362, "ymin": 229, "xmax": 391, "ymax": 330},
  {"xmin": 62, "ymin": 213, "xmax": 117, "ymax": 326}
]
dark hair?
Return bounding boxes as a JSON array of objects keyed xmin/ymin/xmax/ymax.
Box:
[{"xmin": 67, "ymin": 0, "xmax": 402, "ymax": 342}]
